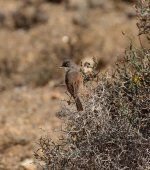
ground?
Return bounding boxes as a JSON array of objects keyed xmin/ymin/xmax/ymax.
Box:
[{"xmin": 0, "ymin": 0, "xmax": 146, "ymax": 169}]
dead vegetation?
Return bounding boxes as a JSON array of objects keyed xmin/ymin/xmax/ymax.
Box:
[
  {"xmin": 0, "ymin": 0, "xmax": 149, "ymax": 169},
  {"xmin": 35, "ymin": 1, "xmax": 150, "ymax": 169}
]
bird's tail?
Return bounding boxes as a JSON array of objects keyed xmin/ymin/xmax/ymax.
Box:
[{"xmin": 75, "ymin": 96, "xmax": 83, "ymax": 111}]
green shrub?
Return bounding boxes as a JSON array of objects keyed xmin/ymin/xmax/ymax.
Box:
[{"xmin": 109, "ymin": 45, "xmax": 150, "ymax": 139}]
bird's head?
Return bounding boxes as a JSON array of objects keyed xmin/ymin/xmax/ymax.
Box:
[
  {"xmin": 61, "ymin": 59, "xmax": 72, "ymax": 68},
  {"xmin": 61, "ymin": 59, "xmax": 77, "ymax": 70}
]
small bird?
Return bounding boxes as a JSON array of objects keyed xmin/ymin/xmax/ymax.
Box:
[{"xmin": 61, "ymin": 59, "xmax": 83, "ymax": 111}]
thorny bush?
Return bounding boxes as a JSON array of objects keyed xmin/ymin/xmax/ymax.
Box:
[
  {"xmin": 34, "ymin": 1, "xmax": 150, "ymax": 169},
  {"xmin": 34, "ymin": 45, "xmax": 150, "ymax": 169}
]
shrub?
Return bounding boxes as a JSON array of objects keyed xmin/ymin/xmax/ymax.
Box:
[
  {"xmin": 34, "ymin": 1, "xmax": 150, "ymax": 169},
  {"xmin": 109, "ymin": 45, "xmax": 150, "ymax": 139},
  {"xmin": 136, "ymin": 0, "xmax": 150, "ymax": 36},
  {"xmin": 35, "ymin": 82, "xmax": 150, "ymax": 169}
]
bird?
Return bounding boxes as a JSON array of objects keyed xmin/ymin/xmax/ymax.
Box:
[{"xmin": 61, "ymin": 59, "xmax": 83, "ymax": 111}]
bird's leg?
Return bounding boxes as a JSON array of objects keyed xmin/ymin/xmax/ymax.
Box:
[{"xmin": 65, "ymin": 90, "xmax": 71, "ymax": 98}]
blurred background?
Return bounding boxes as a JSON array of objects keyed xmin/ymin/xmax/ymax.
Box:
[{"xmin": 0, "ymin": 0, "xmax": 146, "ymax": 169}]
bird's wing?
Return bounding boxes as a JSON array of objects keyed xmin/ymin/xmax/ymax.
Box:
[{"xmin": 65, "ymin": 70, "xmax": 81, "ymax": 98}]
